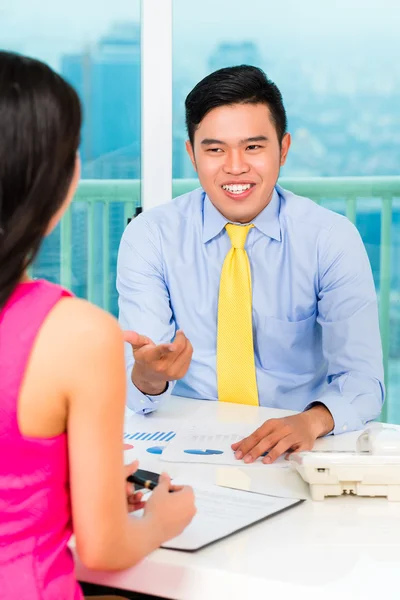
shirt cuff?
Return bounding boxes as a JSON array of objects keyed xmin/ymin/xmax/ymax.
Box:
[
  {"xmin": 306, "ymin": 394, "xmax": 364, "ymax": 435},
  {"xmin": 126, "ymin": 373, "xmax": 175, "ymax": 414}
]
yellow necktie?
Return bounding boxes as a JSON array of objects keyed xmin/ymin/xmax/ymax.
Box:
[{"xmin": 217, "ymin": 223, "xmax": 259, "ymax": 406}]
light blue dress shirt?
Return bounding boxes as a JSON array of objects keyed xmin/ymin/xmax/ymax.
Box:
[{"xmin": 117, "ymin": 185, "xmax": 384, "ymax": 434}]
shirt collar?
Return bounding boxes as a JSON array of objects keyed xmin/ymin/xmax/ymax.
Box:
[
  {"xmin": 252, "ymin": 188, "xmax": 281, "ymax": 241},
  {"xmin": 202, "ymin": 193, "xmax": 228, "ymax": 243},
  {"xmin": 202, "ymin": 187, "xmax": 282, "ymax": 244}
]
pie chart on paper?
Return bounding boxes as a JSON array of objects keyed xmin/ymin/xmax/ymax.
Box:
[{"xmin": 146, "ymin": 446, "xmax": 166, "ymax": 455}]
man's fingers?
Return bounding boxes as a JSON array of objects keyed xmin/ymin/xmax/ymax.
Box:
[
  {"xmin": 167, "ymin": 338, "xmax": 193, "ymax": 378},
  {"xmin": 242, "ymin": 432, "xmax": 288, "ymax": 463},
  {"xmin": 285, "ymin": 439, "xmax": 313, "ymax": 457},
  {"xmin": 130, "ymin": 330, "xmax": 193, "ymax": 382},
  {"xmin": 235, "ymin": 414, "xmax": 318, "ymax": 464},
  {"xmin": 168, "ymin": 329, "xmax": 184, "ymax": 350},
  {"xmin": 233, "ymin": 432, "xmax": 263, "ymax": 460},
  {"xmin": 152, "ymin": 343, "xmax": 176, "ymax": 361},
  {"xmin": 169, "ymin": 330, "xmax": 192, "ymax": 355},
  {"xmin": 134, "ymin": 342, "xmax": 173, "ymax": 364},
  {"xmin": 134, "ymin": 331, "xmax": 192, "ymax": 364},
  {"xmin": 233, "ymin": 421, "xmax": 276, "ymax": 459},
  {"xmin": 144, "ymin": 332, "xmax": 193, "ymax": 379},
  {"xmin": 124, "ymin": 330, "xmax": 154, "ymax": 350},
  {"xmin": 263, "ymin": 435, "xmax": 296, "ymax": 464}
]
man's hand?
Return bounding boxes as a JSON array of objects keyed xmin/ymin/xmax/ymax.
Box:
[
  {"xmin": 231, "ymin": 405, "xmax": 334, "ymax": 464},
  {"xmin": 124, "ymin": 329, "xmax": 193, "ymax": 396}
]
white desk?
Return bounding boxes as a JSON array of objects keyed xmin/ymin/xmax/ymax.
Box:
[{"xmin": 74, "ymin": 397, "xmax": 400, "ymax": 600}]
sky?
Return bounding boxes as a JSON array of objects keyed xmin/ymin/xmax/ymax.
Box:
[
  {"xmin": 174, "ymin": 0, "xmax": 400, "ymax": 42},
  {"xmin": 1, "ymin": 0, "xmax": 399, "ymax": 70},
  {"xmin": 0, "ymin": 0, "xmax": 141, "ymax": 67}
]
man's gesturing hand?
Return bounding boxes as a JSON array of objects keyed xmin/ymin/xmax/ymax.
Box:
[
  {"xmin": 124, "ymin": 330, "xmax": 193, "ymax": 396},
  {"xmin": 231, "ymin": 405, "xmax": 334, "ymax": 464}
]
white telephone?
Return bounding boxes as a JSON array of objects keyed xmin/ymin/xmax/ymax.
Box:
[{"xmin": 289, "ymin": 424, "xmax": 400, "ymax": 501}]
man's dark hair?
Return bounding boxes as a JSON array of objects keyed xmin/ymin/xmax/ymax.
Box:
[{"xmin": 185, "ymin": 65, "xmax": 287, "ymax": 147}]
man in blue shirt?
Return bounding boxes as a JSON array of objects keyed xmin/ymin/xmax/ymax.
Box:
[{"xmin": 117, "ymin": 65, "xmax": 384, "ymax": 464}]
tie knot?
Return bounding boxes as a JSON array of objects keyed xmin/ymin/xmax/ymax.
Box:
[{"xmin": 225, "ymin": 223, "xmax": 254, "ymax": 249}]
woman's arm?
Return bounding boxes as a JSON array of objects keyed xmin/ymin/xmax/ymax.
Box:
[{"xmin": 57, "ymin": 298, "xmax": 195, "ymax": 570}]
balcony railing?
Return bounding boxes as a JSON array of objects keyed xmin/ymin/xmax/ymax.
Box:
[{"xmin": 54, "ymin": 176, "xmax": 400, "ymax": 421}]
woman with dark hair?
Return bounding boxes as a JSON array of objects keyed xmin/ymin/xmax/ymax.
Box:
[{"xmin": 0, "ymin": 51, "xmax": 196, "ymax": 600}]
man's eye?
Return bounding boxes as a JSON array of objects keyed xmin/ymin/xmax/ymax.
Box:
[
  {"xmin": 247, "ymin": 145, "xmax": 261, "ymax": 150},
  {"xmin": 207, "ymin": 148, "xmax": 223, "ymax": 153}
]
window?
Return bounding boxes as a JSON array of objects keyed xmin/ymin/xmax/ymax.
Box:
[
  {"xmin": 172, "ymin": 0, "xmax": 400, "ymax": 179},
  {"xmin": 1, "ymin": 0, "xmax": 141, "ymax": 315},
  {"xmin": 172, "ymin": 0, "xmax": 400, "ymax": 422},
  {"xmin": 2, "ymin": 0, "xmax": 399, "ymax": 422}
]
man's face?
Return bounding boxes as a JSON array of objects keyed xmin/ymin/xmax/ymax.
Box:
[{"xmin": 186, "ymin": 103, "xmax": 290, "ymax": 223}]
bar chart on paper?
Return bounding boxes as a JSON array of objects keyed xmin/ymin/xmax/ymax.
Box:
[
  {"xmin": 124, "ymin": 430, "xmax": 176, "ymax": 443},
  {"xmin": 123, "ymin": 421, "xmax": 178, "ymax": 459}
]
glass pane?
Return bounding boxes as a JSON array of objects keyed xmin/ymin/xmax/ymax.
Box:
[
  {"xmin": 1, "ymin": 0, "xmax": 141, "ymax": 316},
  {"xmin": 172, "ymin": 0, "xmax": 400, "ymax": 422},
  {"xmin": 173, "ymin": 0, "xmax": 400, "ymax": 178}
]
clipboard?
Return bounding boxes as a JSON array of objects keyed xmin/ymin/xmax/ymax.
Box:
[{"xmin": 160, "ymin": 483, "xmax": 303, "ymax": 552}]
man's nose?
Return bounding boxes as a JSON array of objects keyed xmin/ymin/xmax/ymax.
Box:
[{"xmin": 222, "ymin": 150, "xmax": 250, "ymax": 175}]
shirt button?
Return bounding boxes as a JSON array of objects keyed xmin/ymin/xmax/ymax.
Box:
[{"xmin": 342, "ymin": 423, "xmax": 348, "ymax": 431}]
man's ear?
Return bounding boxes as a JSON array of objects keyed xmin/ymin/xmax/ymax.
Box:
[
  {"xmin": 185, "ymin": 140, "xmax": 197, "ymax": 172},
  {"xmin": 280, "ymin": 132, "xmax": 291, "ymax": 166}
]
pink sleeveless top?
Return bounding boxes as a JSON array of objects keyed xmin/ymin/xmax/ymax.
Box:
[{"xmin": 0, "ymin": 280, "xmax": 83, "ymax": 600}]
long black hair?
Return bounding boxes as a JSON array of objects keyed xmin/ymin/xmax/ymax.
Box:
[{"xmin": 0, "ymin": 51, "xmax": 82, "ymax": 309}]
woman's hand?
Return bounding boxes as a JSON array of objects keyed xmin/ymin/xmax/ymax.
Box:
[{"xmin": 124, "ymin": 460, "xmax": 146, "ymax": 512}]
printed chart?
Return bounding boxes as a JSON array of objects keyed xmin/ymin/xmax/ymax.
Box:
[
  {"xmin": 161, "ymin": 422, "xmax": 287, "ymax": 467},
  {"xmin": 123, "ymin": 419, "xmax": 179, "ymax": 460},
  {"xmin": 157, "ymin": 403, "xmax": 300, "ymax": 466}
]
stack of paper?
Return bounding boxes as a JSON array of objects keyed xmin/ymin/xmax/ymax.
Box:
[{"xmin": 131, "ymin": 479, "xmax": 302, "ymax": 551}]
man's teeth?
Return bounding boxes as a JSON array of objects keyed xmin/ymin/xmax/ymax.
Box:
[{"xmin": 222, "ymin": 184, "xmax": 252, "ymax": 194}]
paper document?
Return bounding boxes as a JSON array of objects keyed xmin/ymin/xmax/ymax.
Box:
[
  {"xmin": 160, "ymin": 481, "xmax": 302, "ymax": 551},
  {"xmin": 124, "ymin": 401, "xmax": 368, "ymax": 468},
  {"xmin": 215, "ymin": 466, "xmax": 311, "ymax": 500},
  {"xmin": 160, "ymin": 403, "xmax": 296, "ymax": 467},
  {"xmin": 161, "ymin": 421, "xmax": 288, "ymax": 467},
  {"xmin": 123, "ymin": 414, "xmax": 183, "ymax": 463}
]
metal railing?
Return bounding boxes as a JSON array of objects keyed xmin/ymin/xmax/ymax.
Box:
[{"xmin": 57, "ymin": 176, "xmax": 400, "ymax": 420}]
